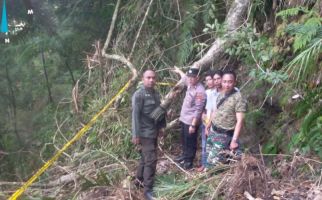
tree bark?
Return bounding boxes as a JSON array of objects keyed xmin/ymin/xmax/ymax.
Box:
[
  {"xmin": 160, "ymin": 0, "xmax": 250, "ymax": 109},
  {"xmin": 101, "ymin": 53, "xmax": 138, "ymax": 83},
  {"xmin": 65, "ymin": 59, "xmax": 76, "ymax": 85},
  {"xmin": 100, "ymin": 0, "xmax": 138, "ymax": 101},
  {"xmin": 317, "ymin": 0, "xmax": 322, "ymax": 16},
  {"xmin": 103, "ymin": 0, "xmax": 121, "ymax": 53},
  {"xmin": 41, "ymin": 50, "xmax": 54, "ymax": 104}
]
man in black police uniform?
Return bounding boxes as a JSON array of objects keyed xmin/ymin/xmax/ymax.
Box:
[{"xmin": 132, "ymin": 69, "xmax": 166, "ymax": 200}]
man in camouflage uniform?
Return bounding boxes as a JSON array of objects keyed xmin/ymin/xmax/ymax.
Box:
[
  {"xmin": 197, "ymin": 70, "xmax": 223, "ymax": 172},
  {"xmin": 132, "ymin": 70, "xmax": 166, "ymax": 200},
  {"xmin": 205, "ymin": 71, "xmax": 247, "ymax": 167}
]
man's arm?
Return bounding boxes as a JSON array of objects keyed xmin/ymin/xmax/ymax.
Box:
[
  {"xmin": 172, "ymin": 66, "xmax": 188, "ymax": 86},
  {"xmin": 158, "ymin": 116, "xmax": 166, "ymax": 128},
  {"xmin": 132, "ymin": 92, "xmax": 143, "ymax": 144},
  {"xmin": 172, "ymin": 66, "xmax": 185, "ymax": 78},
  {"xmin": 192, "ymin": 92, "xmax": 206, "ymax": 124},
  {"xmin": 205, "ymin": 108, "xmax": 215, "ymax": 135},
  {"xmin": 230, "ymin": 112, "xmax": 245, "ymax": 150},
  {"xmin": 189, "ymin": 91, "xmax": 206, "ymax": 134}
]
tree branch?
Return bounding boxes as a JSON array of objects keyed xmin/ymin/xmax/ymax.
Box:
[
  {"xmin": 101, "ymin": 53, "xmax": 138, "ymax": 82},
  {"xmin": 103, "ymin": 0, "xmax": 121, "ymax": 53},
  {"xmin": 128, "ymin": 0, "xmax": 154, "ymax": 60}
]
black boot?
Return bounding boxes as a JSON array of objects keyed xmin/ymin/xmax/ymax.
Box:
[
  {"xmin": 133, "ymin": 178, "xmax": 144, "ymax": 189},
  {"xmin": 144, "ymin": 190, "xmax": 155, "ymax": 200},
  {"xmin": 174, "ymin": 155, "xmax": 185, "ymax": 163},
  {"xmin": 180, "ymin": 161, "xmax": 193, "ymax": 170}
]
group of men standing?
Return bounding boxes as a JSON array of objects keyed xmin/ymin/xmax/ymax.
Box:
[{"xmin": 131, "ymin": 67, "xmax": 247, "ymax": 199}]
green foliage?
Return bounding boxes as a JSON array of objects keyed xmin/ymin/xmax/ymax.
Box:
[
  {"xmin": 262, "ymin": 130, "xmax": 284, "ymax": 154},
  {"xmin": 202, "ymin": 0, "xmax": 227, "ymax": 25},
  {"xmin": 81, "ymin": 168, "xmax": 126, "ymax": 188},
  {"xmin": 225, "ymin": 24, "xmax": 278, "ymax": 67},
  {"xmin": 202, "ymin": 18, "xmax": 226, "ymax": 37},
  {"xmin": 250, "ymin": 69, "xmax": 288, "ymax": 84},
  {"xmin": 284, "ymin": 37, "xmax": 321, "ymax": 86},
  {"xmin": 155, "ymin": 173, "xmax": 211, "ymax": 200},
  {"xmin": 295, "ymin": 88, "xmax": 321, "ymax": 118},
  {"xmin": 282, "ymin": 13, "xmax": 321, "ymax": 52},
  {"xmin": 245, "ymin": 110, "xmax": 265, "ymax": 129},
  {"xmin": 290, "ymin": 18, "xmax": 321, "ymax": 52},
  {"xmin": 277, "ymin": 7, "xmax": 321, "ymax": 87},
  {"xmin": 176, "ymin": 0, "xmax": 196, "ymax": 66},
  {"xmin": 290, "ymin": 87, "xmax": 322, "ymax": 158},
  {"xmin": 276, "ymin": 7, "xmax": 308, "ymax": 20},
  {"xmin": 86, "ymin": 121, "xmax": 134, "ymax": 159},
  {"xmin": 0, "ymin": 1, "xmax": 320, "ymax": 195},
  {"xmin": 290, "ymin": 109, "xmax": 322, "ymax": 158},
  {"xmin": 0, "ymin": 0, "xmax": 117, "ymax": 180}
]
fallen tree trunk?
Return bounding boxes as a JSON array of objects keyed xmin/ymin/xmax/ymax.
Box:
[
  {"xmin": 194, "ymin": 0, "xmax": 250, "ymax": 69},
  {"xmin": 160, "ymin": 0, "xmax": 250, "ymax": 109}
]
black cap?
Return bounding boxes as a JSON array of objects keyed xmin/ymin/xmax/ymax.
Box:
[{"xmin": 187, "ymin": 67, "xmax": 200, "ymax": 77}]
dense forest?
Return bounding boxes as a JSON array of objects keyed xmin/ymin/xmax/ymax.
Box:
[{"xmin": 0, "ymin": 0, "xmax": 321, "ymax": 199}]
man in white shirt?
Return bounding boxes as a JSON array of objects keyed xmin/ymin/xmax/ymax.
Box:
[{"xmin": 197, "ymin": 70, "xmax": 223, "ymax": 172}]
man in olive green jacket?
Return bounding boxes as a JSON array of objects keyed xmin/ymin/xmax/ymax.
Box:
[{"xmin": 132, "ymin": 69, "xmax": 166, "ymax": 200}]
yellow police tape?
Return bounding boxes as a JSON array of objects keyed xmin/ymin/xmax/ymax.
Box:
[
  {"xmin": 157, "ymin": 82, "xmax": 175, "ymax": 86},
  {"xmin": 9, "ymin": 80, "xmax": 132, "ymax": 200}
]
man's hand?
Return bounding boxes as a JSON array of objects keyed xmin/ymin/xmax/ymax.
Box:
[
  {"xmin": 172, "ymin": 66, "xmax": 181, "ymax": 74},
  {"xmin": 159, "ymin": 128, "xmax": 165, "ymax": 137},
  {"xmin": 201, "ymin": 113, "xmax": 206, "ymax": 122},
  {"xmin": 159, "ymin": 128, "xmax": 165, "ymax": 146},
  {"xmin": 205, "ymin": 125, "xmax": 210, "ymax": 136},
  {"xmin": 172, "ymin": 66, "xmax": 185, "ymax": 78},
  {"xmin": 132, "ymin": 137, "xmax": 140, "ymax": 145},
  {"xmin": 189, "ymin": 126, "xmax": 196, "ymax": 134},
  {"xmin": 230, "ymin": 139, "xmax": 239, "ymax": 150}
]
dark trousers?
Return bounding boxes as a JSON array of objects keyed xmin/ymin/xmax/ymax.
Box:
[
  {"xmin": 181, "ymin": 122, "xmax": 198, "ymax": 163},
  {"xmin": 200, "ymin": 124, "xmax": 208, "ymax": 166},
  {"xmin": 136, "ymin": 137, "xmax": 157, "ymax": 193}
]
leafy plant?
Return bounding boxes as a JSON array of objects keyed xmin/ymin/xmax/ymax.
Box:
[
  {"xmin": 277, "ymin": 7, "xmax": 322, "ymax": 86},
  {"xmin": 290, "ymin": 87, "xmax": 322, "ymax": 158},
  {"xmin": 155, "ymin": 173, "xmax": 212, "ymax": 200},
  {"xmin": 250, "ymin": 69, "xmax": 288, "ymax": 84},
  {"xmin": 276, "ymin": 7, "xmax": 308, "ymax": 20},
  {"xmin": 262, "ymin": 130, "xmax": 285, "ymax": 154}
]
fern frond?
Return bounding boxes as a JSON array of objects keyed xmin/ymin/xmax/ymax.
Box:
[
  {"xmin": 284, "ymin": 17, "xmax": 321, "ymax": 51},
  {"xmin": 276, "ymin": 7, "xmax": 308, "ymax": 20},
  {"xmin": 305, "ymin": 17, "xmax": 322, "ymax": 27},
  {"xmin": 301, "ymin": 107, "xmax": 322, "ymax": 136},
  {"xmin": 293, "ymin": 27, "xmax": 316, "ymax": 51},
  {"xmin": 284, "ymin": 37, "xmax": 321, "ymax": 86}
]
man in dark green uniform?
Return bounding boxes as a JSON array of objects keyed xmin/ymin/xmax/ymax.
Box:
[{"xmin": 132, "ymin": 69, "xmax": 166, "ymax": 200}]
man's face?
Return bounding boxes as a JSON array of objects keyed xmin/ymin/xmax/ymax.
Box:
[
  {"xmin": 213, "ymin": 74, "xmax": 222, "ymax": 88},
  {"xmin": 142, "ymin": 70, "xmax": 156, "ymax": 88},
  {"xmin": 221, "ymin": 74, "xmax": 235, "ymax": 92},
  {"xmin": 205, "ymin": 75, "xmax": 214, "ymax": 89},
  {"xmin": 188, "ymin": 76, "xmax": 198, "ymax": 86}
]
